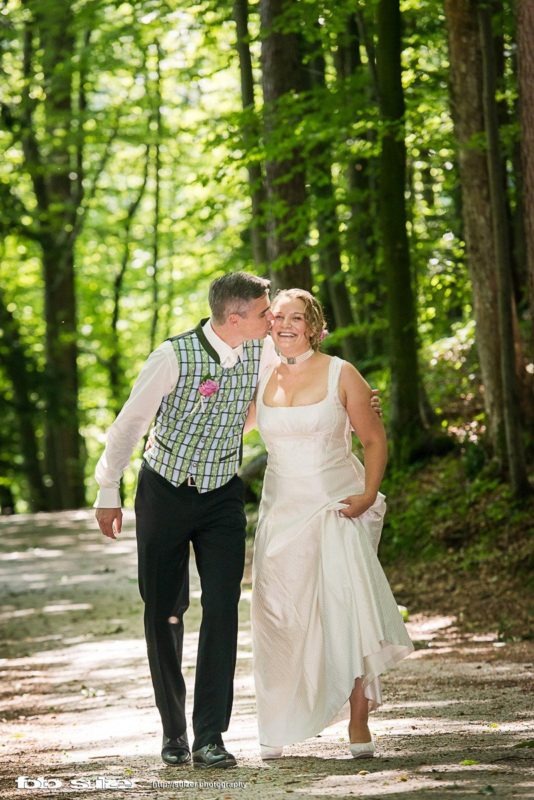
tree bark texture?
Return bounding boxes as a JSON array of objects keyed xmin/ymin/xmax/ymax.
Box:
[
  {"xmin": 33, "ymin": 2, "xmax": 85, "ymax": 508},
  {"xmin": 493, "ymin": 4, "xmax": 524, "ymax": 311},
  {"xmin": 335, "ymin": 13, "xmax": 384, "ymax": 360},
  {"xmin": 0, "ymin": 290, "xmax": 48, "ymax": 511},
  {"xmin": 306, "ymin": 44, "xmax": 360, "ymax": 365},
  {"xmin": 260, "ymin": 0, "xmax": 312, "ymax": 291},
  {"xmin": 376, "ymin": 0, "xmax": 424, "ymax": 464},
  {"xmin": 233, "ymin": 0, "xmax": 269, "ymax": 269},
  {"xmin": 444, "ymin": 0, "xmax": 505, "ymax": 460},
  {"xmin": 478, "ymin": 6, "xmax": 530, "ymax": 497},
  {"xmin": 517, "ymin": 0, "xmax": 534, "ymax": 351}
]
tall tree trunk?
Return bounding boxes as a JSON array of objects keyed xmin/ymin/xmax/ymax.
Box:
[
  {"xmin": 335, "ymin": 13, "xmax": 384, "ymax": 361},
  {"xmin": 492, "ymin": 6, "xmax": 516, "ymax": 288},
  {"xmin": 511, "ymin": 113, "xmax": 528, "ymax": 310},
  {"xmin": 0, "ymin": 290, "xmax": 48, "ymax": 511},
  {"xmin": 335, "ymin": 14, "xmax": 375, "ymax": 267},
  {"xmin": 40, "ymin": 243, "xmax": 84, "ymax": 509},
  {"xmin": 2, "ymin": 10, "xmax": 106, "ymax": 509},
  {"xmin": 34, "ymin": 4, "xmax": 84, "ymax": 508},
  {"xmin": 260, "ymin": 0, "xmax": 312, "ymax": 291},
  {"xmin": 515, "ymin": 0, "xmax": 534, "ymax": 425},
  {"xmin": 306, "ymin": 44, "xmax": 360, "ymax": 365},
  {"xmin": 444, "ymin": 0, "xmax": 505, "ymax": 461},
  {"xmin": 232, "ymin": 0, "xmax": 269, "ymax": 269},
  {"xmin": 517, "ymin": 0, "xmax": 534, "ymax": 352},
  {"xmin": 478, "ymin": 6, "xmax": 530, "ymax": 497},
  {"xmin": 376, "ymin": 0, "xmax": 425, "ymax": 464}
]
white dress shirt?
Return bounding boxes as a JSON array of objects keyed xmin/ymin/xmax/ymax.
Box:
[{"xmin": 94, "ymin": 322, "xmax": 277, "ymax": 508}]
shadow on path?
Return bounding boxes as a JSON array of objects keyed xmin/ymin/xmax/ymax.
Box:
[{"xmin": 0, "ymin": 511, "xmax": 532, "ymax": 799}]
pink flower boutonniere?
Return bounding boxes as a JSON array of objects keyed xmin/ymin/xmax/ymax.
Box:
[
  {"xmin": 199, "ymin": 378, "xmax": 220, "ymax": 398},
  {"xmin": 195, "ymin": 375, "xmax": 220, "ymax": 413},
  {"xmin": 178, "ymin": 376, "xmax": 220, "ymax": 424}
]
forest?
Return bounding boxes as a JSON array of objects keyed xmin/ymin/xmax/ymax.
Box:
[
  {"xmin": 1, "ymin": 0, "xmax": 533, "ymax": 586},
  {"xmin": 2, "ymin": 4, "xmax": 534, "ymax": 791}
]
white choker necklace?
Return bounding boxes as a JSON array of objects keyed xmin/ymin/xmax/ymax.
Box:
[{"xmin": 277, "ymin": 348, "xmax": 314, "ymax": 365}]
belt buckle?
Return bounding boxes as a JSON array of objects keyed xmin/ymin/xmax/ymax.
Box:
[{"xmin": 187, "ymin": 476, "xmax": 195, "ymax": 487}]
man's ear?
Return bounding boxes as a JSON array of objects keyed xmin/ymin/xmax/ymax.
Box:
[{"xmin": 227, "ymin": 313, "xmax": 241, "ymax": 328}]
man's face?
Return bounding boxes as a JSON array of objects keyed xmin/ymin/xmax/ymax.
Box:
[{"xmin": 234, "ymin": 293, "xmax": 274, "ymax": 341}]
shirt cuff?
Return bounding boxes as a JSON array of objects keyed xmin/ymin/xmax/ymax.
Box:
[{"xmin": 93, "ymin": 487, "xmax": 121, "ymax": 508}]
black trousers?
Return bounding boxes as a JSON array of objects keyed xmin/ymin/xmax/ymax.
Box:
[{"xmin": 134, "ymin": 464, "xmax": 247, "ymax": 750}]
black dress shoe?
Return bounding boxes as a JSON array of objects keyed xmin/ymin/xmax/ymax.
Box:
[
  {"xmin": 161, "ymin": 733, "xmax": 191, "ymax": 766},
  {"xmin": 192, "ymin": 743, "xmax": 237, "ymax": 769}
]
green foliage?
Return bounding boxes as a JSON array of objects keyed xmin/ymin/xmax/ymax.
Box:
[
  {"xmin": 0, "ymin": 0, "xmax": 528, "ymax": 510},
  {"xmin": 381, "ymin": 443, "xmax": 533, "ymax": 564}
]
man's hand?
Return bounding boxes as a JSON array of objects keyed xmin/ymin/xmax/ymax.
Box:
[
  {"xmin": 370, "ymin": 388, "xmax": 382, "ymax": 417},
  {"xmin": 95, "ymin": 508, "xmax": 123, "ymax": 540}
]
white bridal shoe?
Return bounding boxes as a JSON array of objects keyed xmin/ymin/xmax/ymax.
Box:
[
  {"xmin": 349, "ymin": 737, "xmax": 375, "ymax": 759},
  {"xmin": 260, "ymin": 744, "xmax": 284, "ymax": 760}
]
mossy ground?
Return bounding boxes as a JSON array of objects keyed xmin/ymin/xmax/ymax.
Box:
[{"xmin": 380, "ymin": 451, "xmax": 534, "ymax": 642}]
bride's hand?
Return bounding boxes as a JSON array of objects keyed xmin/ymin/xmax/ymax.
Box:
[{"xmin": 338, "ymin": 492, "xmax": 376, "ymax": 518}]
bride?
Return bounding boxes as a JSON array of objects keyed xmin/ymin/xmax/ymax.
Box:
[{"xmin": 247, "ymin": 288, "xmax": 413, "ymax": 760}]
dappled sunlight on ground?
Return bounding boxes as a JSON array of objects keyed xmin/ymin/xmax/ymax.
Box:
[{"xmin": 0, "ymin": 511, "xmax": 532, "ymax": 799}]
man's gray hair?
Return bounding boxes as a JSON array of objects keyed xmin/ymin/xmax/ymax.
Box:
[{"xmin": 208, "ymin": 271, "xmax": 271, "ymax": 324}]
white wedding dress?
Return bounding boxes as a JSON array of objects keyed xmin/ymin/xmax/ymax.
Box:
[{"xmin": 251, "ymin": 356, "xmax": 414, "ymax": 747}]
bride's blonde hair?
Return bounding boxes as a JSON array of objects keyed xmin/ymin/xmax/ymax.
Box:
[{"xmin": 273, "ymin": 289, "xmax": 327, "ymax": 351}]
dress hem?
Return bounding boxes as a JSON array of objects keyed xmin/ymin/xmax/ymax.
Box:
[{"xmin": 257, "ymin": 640, "xmax": 414, "ymax": 748}]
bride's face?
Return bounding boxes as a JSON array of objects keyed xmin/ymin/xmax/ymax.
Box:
[{"xmin": 271, "ymin": 297, "xmax": 310, "ymax": 354}]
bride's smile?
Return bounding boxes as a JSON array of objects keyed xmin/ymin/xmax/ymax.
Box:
[{"xmin": 271, "ymin": 297, "xmax": 311, "ymax": 356}]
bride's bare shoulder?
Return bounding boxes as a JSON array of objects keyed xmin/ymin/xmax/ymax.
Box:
[{"xmin": 338, "ymin": 360, "xmax": 371, "ymax": 400}]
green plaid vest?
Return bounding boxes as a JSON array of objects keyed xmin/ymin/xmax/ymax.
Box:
[{"xmin": 143, "ymin": 320, "xmax": 262, "ymax": 492}]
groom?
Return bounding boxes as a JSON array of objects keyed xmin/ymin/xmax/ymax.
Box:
[{"xmin": 95, "ymin": 272, "xmax": 275, "ymax": 768}]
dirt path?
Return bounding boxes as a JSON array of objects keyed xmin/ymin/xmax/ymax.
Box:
[{"xmin": 0, "ymin": 511, "xmax": 532, "ymax": 799}]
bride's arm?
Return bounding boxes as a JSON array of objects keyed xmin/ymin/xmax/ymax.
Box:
[{"xmin": 338, "ymin": 362, "xmax": 388, "ymax": 518}]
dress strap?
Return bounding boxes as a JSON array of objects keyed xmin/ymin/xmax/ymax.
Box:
[{"xmin": 327, "ymin": 356, "xmax": 344, "ymax": 401}]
